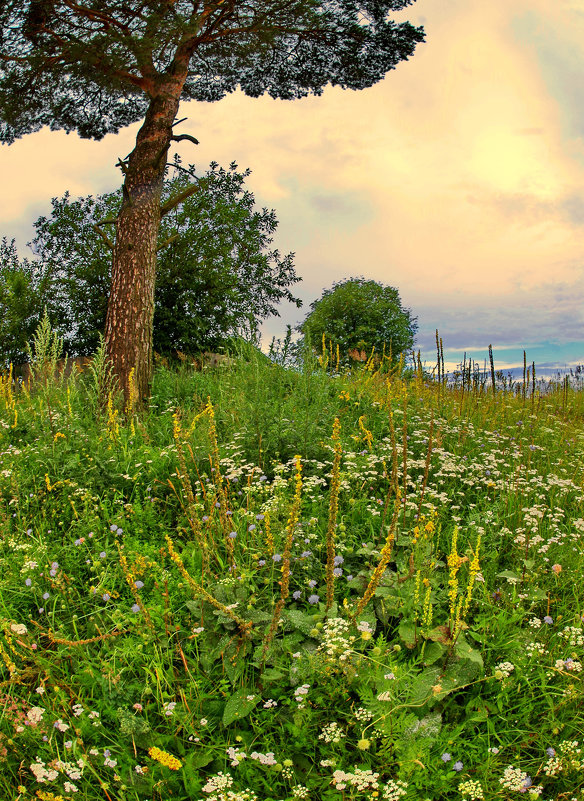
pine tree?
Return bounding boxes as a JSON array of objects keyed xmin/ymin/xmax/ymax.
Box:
[{"xmin": 0, "ymin": 1, "xmax": 424, "ymax": 401}]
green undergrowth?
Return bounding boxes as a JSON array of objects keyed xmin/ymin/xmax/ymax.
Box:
[{"xmin": 0, "ymin": 341, "xmax": 583, "ymax": 801}]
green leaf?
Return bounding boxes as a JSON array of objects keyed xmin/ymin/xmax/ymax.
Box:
[
  {"xmin": 285, "ymin": 609, "xmax": 317, "ymax": 636},
  {"xmin": 422, "ymin": 641, "xmax": 445, "ymax": 665},
  {"xmin": 398, "ymin": 620, "xmax": 417, "ymax": 648},
  {"xmin": 454, "ymin": 638, "xmax": 484, "ymax": 668},
  {"xmin": 222, "ymin": 688, "xmax": 260, "ymax": 726}
]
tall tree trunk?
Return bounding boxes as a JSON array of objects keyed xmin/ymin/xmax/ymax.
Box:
[{"xmin": 104, "ymin": 80, "xmax": 183, "ymax": 405}]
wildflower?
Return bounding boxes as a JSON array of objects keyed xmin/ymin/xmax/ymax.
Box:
[
  {"xmin": 248, "ymin": 524, "xmax": 256, "ymax": 532},
  {"xmin": 99, "ymin": 552, "xmax": 106, "ymax": 559},
  {"xmin": 357, "ymin": 738, "xmax": 371, "ymax": 750},
  {"xmin": 333, "ymin": 567, "xmax": 343, "ymax": 577},
  {"xmin": 272, "ymin": 554, "xmax": 282, "ymax": 562},
  {"xmin": 148, "ymin": 746, "xmax": 182, "ymax": 770},
  {"xmin": 333, "ymin": 555, "xmax": 344, "ymax": 566},
  {"xmin": 42, "ymin": 592, "xmax": 50, "ymax": 600},
  {"xmin": 546, "ymin": 747, "xmax": 556, "ymax": 757},
  {"xmin": 258, "ymin": 560, "xmax": 266, "ymax": 566},
  {"xmin": 102, "ymin": 593, "xmax": 110, "ymax": 601},
  {"xmin": 228, "ymin": 531, "xmax": 237, "ymax": 539},
  {"xmin": 292, "ymin": 591, "xmax": 301, "ymax": 600},
  {"xmin": 308, "ymin": 594, "xmax": 319, "ymax": 604},
  {"xmin": 131, "ymin": 603, "xmax": 140, "ymax": 613},
  {"xmin": 134, "ymin": 580, "xmax": 144, "ymax": 589},
  {"xmin": 543, "ymin": 616, "xmax": 553, "ymax": 625},
  {"xmin": 10, "ymin": 623, "xmax": 27, "ymax": 635},
  {"xmin": 133, "ymin": 703, "xmax": 143, "ymax": 711},
  {"xmin": 308, "ymin": 580, "xmax": 317, "ymax": 588},
  {"xmin": 163, "ymin": 701, "xmax": 177, "ymax": 716},
  {"xmin": 459, "ymin": 779, "xmax": 484, "ymax": 799},
  {"xmin": 25, "ymin": 578, "xmax": 32, "ymax": 587},
  {"xmin": 453, "ymin": 761, "xmax": 463, "ymax": 772},
  {"xmin": 441, "ymin": 753, "xmax": 452, "ymax": 762}
]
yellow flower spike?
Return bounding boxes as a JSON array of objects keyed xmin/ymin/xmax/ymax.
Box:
[
  {"xmin": 264, "ymin": 512, "xmax": 274, "ymax": 557},
  {"xmin": 413, "ymin": 569, "xmax": 421, "ymax": 623},
  {"xmin": 447, "ymin": 527, "xmax": 463, "ymax": 633},
  {"xmin": 263, "ymin": 456, "xmax": 303, "ymax": 659},
  {"xmin": 45, "ymin": 473, "xmax": 52, "ymax": 492},
  {"xmin": 354, "ymin": 488, "xmax": 401, "ymax": 619},
  {"xmin": 462, "ymin": 534, "xmax": 481, "ymax": 620},
  {"xmin": 106, "ymin": 392, "xmax": 119, "ymax": 443},
  {"xmin": 125, "ymin": 367, "xmax": 136, "ymax": 416},
  {"xmin": 422, "ymin": 582, "xmax": 433, "ymax": 629},
  {"xmin": 326, "ymin": 418, "xmax": 342, "ymax": 611},
  {"xmin": 148, "ymin": 746, "xmax": 182, "ymax": 770},
  {"xmin": 358, "ymin": 415, "xmax": 373, "ymax": 451}
]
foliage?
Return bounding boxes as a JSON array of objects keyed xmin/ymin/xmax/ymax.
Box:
[
  {"xmin": 2, "ymin": 162, "xmax": 300, "ymax": 357},
  {"xmin": 299, "ymin": 277, "xmax": 417, "ymax": 361},
  {"xmin": 0, "ymin": 327, "xmax": 583, "ymax": 800},
  {"xmin": 0, "ymin": 3, "xmax": 425, "ymax": 144},
  {"xmin": 0, "ymin": 1, "xmax": 425, "ymax": 401},
  {"xmin": 0, "ymin": 238, "xmax": 44, "ymax": 366}
]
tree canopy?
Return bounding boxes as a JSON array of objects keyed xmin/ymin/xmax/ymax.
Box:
[
  {"xmin": 0, "ymin": 161, "xmax": 300, "ymax": 360},
  {"xmin": 0, "ymin": 1, "xmax": 424, "ymax": 401},
  {"xmin": 299, "ymin": 276, "xmax": 417, "ymax": 361},
  {"xmin": 0, "ymin": 2, "xmax": 425, "ymax": 144}
]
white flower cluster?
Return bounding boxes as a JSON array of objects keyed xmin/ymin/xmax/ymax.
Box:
[
  {"xmin": 294, "ymin": 684, "xmax": 310, "ymax": 709},
  {"xmin": 555, "ymin": 658, "xmax": 583, "ymax": 672},
  {"xmin": 30, "ymin": 758, "xmax": 58, "ymax": 783},
  {"xmin": 250, "ymin": 751, "xmax": 276, "ymax": 765},
  {"xmin": 317, "ymin": 618, "xmax": 355, "ymax": 664},
  {"xmin": 382, "ymin": 778, "xmax": 408, "ymax": 800},
  {"xmin": 291, "ymin": 786, "xmax": 309, "ymax": 798},
  {"xmin": 545, "ymin": 741, "xmax": 584, "ymax": 775},
  {"xmin": 528, "ymin": 618, "xmax": 542, "ymax": 629},
  {"xmin": 331, "ymin": 767, "xmax": 379, "ymax": 791},
  {"xmin": 353, "ymin": 706, "xmax": 373, "ymax": 722},
  {"xmin": 494, "ymin": 662, "xmax": 514, "ymax": 679},
  {"xmin": 498, "ymin": 766, "xmax": 539, "ymax": 793},
  {"xmin": 226, "ymin": 747, "xmax": 246, "ymax": 767},
  {"xmin": 526, "ymin": 641, "xmax": 546, "ymax": 658},
  {"xmin": 459, "ymin": 779, "xmax": 484, "ymax": 800},
  {"xmin": 26, "ymin": 706, "xmax": 45, "ymax": 725},
  {"xmin": 202, "ymin": 772, "xmax": 234, "ymax": 794},
  {"xmin": 559, "ymin": 626, "xmax": 584, "ymax": 647},
  {"xmin": 319, "ymin": 722, "xmax": 345, "ymax": 744}
]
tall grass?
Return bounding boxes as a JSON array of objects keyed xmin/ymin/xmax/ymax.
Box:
[{"xmin": 0, "ymin": 336, "xmax": 583, "ymax": 801}]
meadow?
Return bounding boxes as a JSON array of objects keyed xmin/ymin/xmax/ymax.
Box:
[{"xmin": 0, "ymin": 328, "xmax": 583, "ymax": 801}]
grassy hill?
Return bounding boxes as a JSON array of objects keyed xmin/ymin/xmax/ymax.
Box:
[{"xmin": 0, "ymin": 342, "xmax": 582, "ymax": 801}]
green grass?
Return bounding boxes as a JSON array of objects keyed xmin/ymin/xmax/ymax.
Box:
[{"xmin": 0, "ymin": 344, "xmax": 583, "ymax": 801}]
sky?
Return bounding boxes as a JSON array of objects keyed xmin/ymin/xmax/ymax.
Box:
[{"xmin": 1, "ymin": 0, "xmax": 583, "ymax": 375}]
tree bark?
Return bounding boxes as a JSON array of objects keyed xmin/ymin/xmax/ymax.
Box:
[{"xmin": 104, "ymin": 76, "xmax": 185, "ymax": 405}]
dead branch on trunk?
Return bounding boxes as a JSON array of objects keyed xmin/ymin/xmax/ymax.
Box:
[
  {"xmin": 92, "ymin": 223, "xmax": 114, "ymax": 250},
  {"xmin": 170, "ymin": 133, "xmax": 199, "ymax": 146},
  {"xmin": 160, "ymin": 182, "xmax": 202, "ymax": 217},
  {"xmin": 157, "ymin": 232, "xmax": 180, "ymax": 251}
]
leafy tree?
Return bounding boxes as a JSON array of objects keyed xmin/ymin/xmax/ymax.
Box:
[
  {"xmin": 299, "ymin": 276, "xmax": 417, "ymax": 362},
  {"xmin": 0, "ymin": 1, "xmax": 424, "ymax": 402},
  {"xmin": 24, "ymin": 161, "xmax": 300, "ymax": 356},
  {"xmin": 0, "ymin": 238, "xmax": 45, "ymax": 366}
]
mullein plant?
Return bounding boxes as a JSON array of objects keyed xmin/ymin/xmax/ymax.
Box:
[
  {"xmin": 172, "ymin": 409, "xmax": 209, "ymax": 573},
  {"xmin": 262, "ymin": 455, "xmax": 303, "ymax": 661},
  {"xmin": 326, "ymin": 418, "xmax": 342, "ymax": 612}
]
